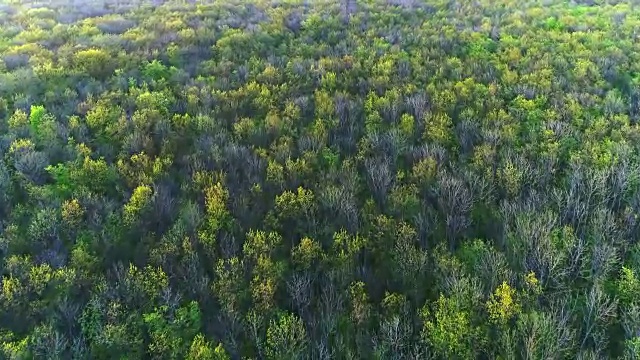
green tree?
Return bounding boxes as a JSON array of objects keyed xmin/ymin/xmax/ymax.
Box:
[
  {"xmin": 186, "ymin": 335, "xmax": 230, "ymax": 360},
  {"xmin": 73, "ymin": 48, "xmax": 115, "ymax": 79},
  {"xmin": 421, "ymin": 294, "xmax": 480, "ymax": 359},
  {"xmin": 123, "ymin": 185, "xmax": 153, "ymax": 224},
  {"xmin": 265, "ymin": 312, "xmax": 308, "ymax": 360},
  {"xmin": 143, "ymin": 301, "xmax": 201, "ymax": 359}
]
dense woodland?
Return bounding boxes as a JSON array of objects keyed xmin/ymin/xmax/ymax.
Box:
[{"xmin": 2, "ymin": 0, "xmax": 640, "ymax": 358}]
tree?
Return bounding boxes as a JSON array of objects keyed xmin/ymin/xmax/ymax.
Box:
[
  {"xmin": 2, "ymin": 0, "xmax": 640, "ymax": 358},
  {"xmin": 424, "ymin": 112, "xmax": 454, "ymax": 148},
  {"xmin": 579, "ymin": 285, "xmax": 617, "ymax": 354},
  {"xmin": 291, "ymin": 237, "xmax": 324, "ymax": 270},
  {"xmin": 243, "ymin": 230, "xmax": 285, "ymax": 312},
  {"xmin": 9, "ymin": 138, "xmax": 49, "ymax": 185},
  {"xmin": 374, "ymin": 292, "xmax": 413, "ymax": 359},
  {"xmin": 268, "ymin": 187, "xmax": 316, "ymax": 240},
  {"xmin": 199, "ymin": 181, "xmax": 232, "ymax": 256},
  {"xmin": 486, "ymin": 282, "xmax": 521, "ymax": 326},
  {"xmin": 73, "ymin": 48, "xmax": 115, "ymax": 79},
  {"xmin": 421, "ymin": 294, "xmax": 481, "ymax": 359},
  {"xmin": 265, "ymin": 312, "xmax": 308, "ymax": 360},
  {"xmin": 186, "ymin": 335, "xmax": 230, "ymax": 360},
  {"xmin": 143, "ymin": 301, "xmax": 201, "ymax": 359},
  {"xmin": 123, "ymin": 185, "xmax": 153, "ymax": 224}
]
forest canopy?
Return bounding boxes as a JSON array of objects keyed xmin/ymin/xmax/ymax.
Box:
[{"xmin": 1, "ymin": 0, "xmax": 640, "ymax": 358}]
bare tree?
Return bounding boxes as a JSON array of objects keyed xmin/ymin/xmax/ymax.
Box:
[
  {"xmin": 152, "ymin": 182, "xmax": 177, "ymax": 232},
  {"xmin": 503, "ymin": 206, "xmax": 562, "ymax": 286},
  {"xmin": 405, "ymin": 92, "xmax": 429, "ymax": 122},
  {"xmin": 455, "ymin": 119, "xmax": 480, "ymax": 156},
  {"xmin": 160, "ymin": 286, "xmax": 182, "ymax": 313},
  {"xmin": 566, "ymin": 234, "xmax": 588, "ymax": 283},
  {"xmin": 320, "ymin": 184, "xmax": 359, "ymax": 232},
  {"xmin": 413, "ymin": 207, "xmax": 438, "ymax": 249},
  {"xmin": 246, "ymin": 310, "xmax": 266, "ymax": 359},
  {"xmin": 311, "ymin": 336, "xmax": 333, "ymax": 360},
  {"xmin": 216, "ymin": 230, "xmax": 236, "ymax": 258},
  {"xmin": 579, "ymin": 285, "xmax": 617, "ymax": 353},
  {"xmin": 437, "ymin": 173, "xmax": 473, "ymax": 249},
  {"xmin": 622, "ymin": 304, "xmax": 640, "ymax": 344},
  {"xmin": 70, "ymin": 335, "xmax": 89, "ymax": 360},
  {"xmin": 475, "ymin": 248, "xmax": 514, "ymax": 296},
  {"xmin": 604, "ymin": 161, "xmax": 639, "ymax": 212},
  {"xmin": 409, "ymin": 143, "xmax": 447, "ymax": 167},
  {"xmin": 555, "ymin": 165, "xmax": 605, "ymax": 236},
  {"xmin": 340, "ymin": 0, "xmax": 357, "ymax": 23},
  {"xmin": 31, "ymin": 323, "xmax": 69, "ymax": 360},
  {"xmin": 14, "ymin": 150, "xmax": 49, "ymax": 185},
  {"xmin": 373, "ymin": 315, "xmax": 413, "ymax": 359},
  {"xmin": 55, "ymin": 297, "xmax": 81, "ymax": 335},
  {"xmin": 518, "ymin": 299, "xmax": 576, "ymax": 359},
  {"xmin": 387, "ymin": 0, "xmax": 418, "ymax": 8},
  {"xmin": 589, "ymin": 239, "xmax": 619, "ymax": 284},
  {"xmin": 317, "ymin": 272, "xmax": 345, "ymax": 337},
  {"xmin": 365, "ymin": 155, "xmax": 394, "ymax": 206},
  {"xmin": 216, "ymin": 311, "xmax": 243, "ymax": 358},
  {"xmin": 287, "ymin": 272, "xmax": 313, "ymax": 316}
]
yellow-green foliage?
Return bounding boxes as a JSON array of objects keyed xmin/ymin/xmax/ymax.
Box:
[
  {"xmin": 291, "ymin": 237, "xmax": 323, "ymax": 269},
  {"xmin": 424, "ymin": 112, "xmax": 454, "ymax": 146},
  {"xmin": 61, "ymin": 198, "xmax": 84, "ymax": 226},
  {"xmin": 124, "ymin": 185, "xmax": 153, "ymax": 223},
  {"xmin": 186, "ymin": 334, "xmax": 230, "ymax": 360},
  {"xmin": 73, "ymin": 48, "xmax": 114, "ymax": 78},
  {"xmin": 204, "ymin": 182, "xmax": 230, "ymax": 233},
  {"xmin": 3, "ymin": 0, "xmax": 640, "ymax": 358},
  {"xmin": 9, "ymin": 138, "xmax": 35, "ymax": 153},
  {"xmin": 421, "ymin": 294, "xmax": 478, "ymax": 359},
  {"xmin": 85, "ymin": 98, "xmax": 123, "ymax": 135},
  {"xmin": 486, "ymin": 282, "xmax": 521, "ymax": 325},
  {"xmin": 7, "ymin": 109, "xmax": 28, "ymax": 130},
  {"xmin": 617, "ymin": 267, "xmax": 640, "ymax": 306}
]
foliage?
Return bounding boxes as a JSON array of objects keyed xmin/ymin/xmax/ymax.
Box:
[{"xmin": 0, "ymin": 0, "xmax": 639, "ymax": 357}]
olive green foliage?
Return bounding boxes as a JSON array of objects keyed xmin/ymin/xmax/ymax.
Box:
[{"xmin": 1, "ymin": 0, "xmax": 640, "ymax": 358}]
